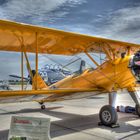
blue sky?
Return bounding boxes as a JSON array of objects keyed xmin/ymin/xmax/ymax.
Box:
[{"xmin": 0, "ymin": 0, "xmax": 140, "ymax": 79}]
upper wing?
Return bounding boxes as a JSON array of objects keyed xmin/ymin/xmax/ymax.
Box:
[{"xmin": 0, "ymin": 19, "xmax": 140, "ymax": 55}]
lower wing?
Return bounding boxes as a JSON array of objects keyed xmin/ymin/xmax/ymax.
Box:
[{"xmin": 0, "ymin": 88, "xmax": 104, "ymax": 103}]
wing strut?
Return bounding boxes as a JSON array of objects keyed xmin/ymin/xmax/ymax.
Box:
[
  {"xmin": 85, "ymin": 52, "xmax": 99, "ymax": 67},
  {"xmin": 24, "ymin": 52, "xmax": 33, "ymax": 80},
  {"xmin": 102, "ymin": 46, "xmax": 112, "ymax": 60},
  {"xmin": 35, "ymin": 32, "xmax": 38, "ymax": 90},
  {"xmin": 127, "ymin": 46, "xmax": 131, "ymax": 55},
  {"xmin": 21, "ymin": 51, "xmax": 24, "ymax": 90},
  {"xmin": 21, "ymin": 37, "xmax": 24, "ymax": 90}
]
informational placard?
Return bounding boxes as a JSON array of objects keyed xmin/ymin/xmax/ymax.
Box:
[{"xmin": 8, "ymin": 116, "xmax": 51, "ymax": 140}]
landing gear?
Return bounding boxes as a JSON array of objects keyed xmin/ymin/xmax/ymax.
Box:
[
  {"xmin": 128, "ymin": 89, "xmax": 140, "ymax": 117},
  {"xmin": 39, "ymin": 102, "xmax": 46, "ymax": 110},
  {"xmin": 41, "ymin": 104, "xmax": 46, "ymax": 110},
  {"xmin": 99, "ymin": 92, "xmax": 119, "ymax": 127},
  {"xmin": 135, "ymin": 105, "xmax": 140, "ymax": 117},
  {"xmin": 99, "ymin": 105, "xmax": 118, "ymax": 126}
]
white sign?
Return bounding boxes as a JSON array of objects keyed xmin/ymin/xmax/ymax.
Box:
[{"xmin": 8, "ymin": 116, "xmax": 51, "ymax": 140}]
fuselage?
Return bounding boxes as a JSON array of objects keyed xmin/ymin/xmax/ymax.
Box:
[{"xmin": 53, "ymin": 55, "xmax": 136, "ymax": 92}]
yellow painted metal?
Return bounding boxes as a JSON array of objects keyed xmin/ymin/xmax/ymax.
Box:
[
  {"xmin": 85, "ymin": 52, "xmax": 99, "ymax": 67},
  {"xmin": 24, "ymin": 51, "xmax": 47, "ymax": 90},
  {"xmin": 32, "ymin": 74, "xmax": 48, "ymax": 89},
  {"xmin": 20, "ymin": 36, "xmax": 24, "ymax": 90},
  {"xmin": 24, "ymin": 52, "xmax": 33, "ymax": 80},
  {"xmin": 54, "ymin": 55, "xmax": 136, "ymax": 92},
  {"xmin": 102, "ymin": 46, "xmax": 112, "ymax": 60},
  {"xmin": 35, "ymin": 32, "xmax": 38, "ymax": 90},
  {"xmin": 0, "ymin": 88, "xmax": 99, "ymax": 97},
  {"xmin": 127, "ymin": 46, "xmax": 131, "ymax": 55},
  {"xmin": 127, "ymin": 86, "xmax": 136, "ymax": 92},
  {"xmin": 0, "ymin": 20, "xmax": 140, "ymax": 56},
  {"xmin": 21, "ymin": 51, "xmax": 24, "ymax": 90}
]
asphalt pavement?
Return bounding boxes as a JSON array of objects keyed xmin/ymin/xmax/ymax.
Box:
[{"xmin": 0, "ymin": 90, "xmax": 139, "ymax": 140}]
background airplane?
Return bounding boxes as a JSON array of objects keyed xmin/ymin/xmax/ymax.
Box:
[{"xmin": 9, "ymin": 59, "xmax": 85, "ymax": 86}]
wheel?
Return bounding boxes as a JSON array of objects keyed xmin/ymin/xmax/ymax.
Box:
[
  {"xmin": 41, "ymin": 105, "xmax": 46, "ymax": 110},
  {"xmin": 99, "ymin": 105, "xmax": 118, "ymax": 126},
  {"xmin": 135, "ymin": 105, "xmax": 140, "ymax": 117},
  {"xmin": 39, "ymin": 102, "xmax": 43, "ymax": 105}
]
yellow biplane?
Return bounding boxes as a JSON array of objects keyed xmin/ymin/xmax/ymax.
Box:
[{"xmin": 0, "ymin": 20, "xmax": 140, "ymax": 127}]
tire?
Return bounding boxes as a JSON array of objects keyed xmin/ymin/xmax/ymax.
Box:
[
  {"xmin": 41, "ymin": 105, "xmax": 46, "ymax": 110},
  {"xmin": 99, "ymin": 105, "xmax": 118, "ymax": 126},
  {"xmin": 135, "ymin": 105, "xmax": 140, "ymax": 117}
]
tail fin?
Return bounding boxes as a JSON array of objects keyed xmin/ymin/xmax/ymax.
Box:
[
  {"xmin": 79, "ymin": 60, "xmax": 86, "ymax": 74},
  {"xmin": 32, "ymin": 73, "xmax": 48, "ymax": 90}
]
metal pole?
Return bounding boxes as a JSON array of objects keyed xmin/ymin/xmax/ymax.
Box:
[
  {"xmin": 24, "ymin": 52, "xmax": 33, "ymax": 80},
  {"xmin": 85, "ymin": 52, "xmax": 99, "ymax": 67},
  {"xmin": 127, "ymin": 47, "xmax": 131, "ymax": 55},
  {"xmin": 109, "ymin": 92, "xmax": 117, "ymax": 108},
  {"xmin": 21, "ymin": 35, "xmax": 24, "ymax": 91},
  {"xmin": 35, "ymin": 32, "xmax": 38, "ymax": 90},
  {"xmin": 21, "ymin": 51, "xmax": 24, "ymax": 90}
]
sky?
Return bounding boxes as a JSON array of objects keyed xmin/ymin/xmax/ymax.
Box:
[{"xmin": 0, "ymin": 0, "xmax": 140, "ymax": 79}]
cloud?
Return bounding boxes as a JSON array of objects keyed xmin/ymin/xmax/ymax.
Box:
[
  {"xmin": 0, "ymin": 0, "xmax": 86, "ymax": 24},
  {"xmin": 52, "ymin": 23, "xmax": 99, "ymax": 36},
  {"xmin": 101, "ymin": 5, "xmax": 140, "ymax": 43}
]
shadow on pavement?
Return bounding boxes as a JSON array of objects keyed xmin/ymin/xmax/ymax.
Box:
[
  {"xmin": 0, "ymin": 130, "xmax": 9, "ymax": 140},
  {"xmin": 0, "ymin": 107, "xmax": 139, "ymax": 139}
]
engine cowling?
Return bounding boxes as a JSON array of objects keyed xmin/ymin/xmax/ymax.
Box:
[{"xmin": 129, "ymin": 51, "xmax": 140, "ymax": 82}]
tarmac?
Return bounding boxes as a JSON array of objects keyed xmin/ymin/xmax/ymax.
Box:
[{"xmin": 0, "ymin": 90, "xmax": 140, "ymax": 140}]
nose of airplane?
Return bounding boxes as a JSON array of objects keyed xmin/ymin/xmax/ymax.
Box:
[{"xmin": 129, "ymin": 51, "xmax": 140, "ymax": 83}]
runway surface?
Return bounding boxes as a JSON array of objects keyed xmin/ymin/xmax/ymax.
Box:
[{"xmin": 0, "ymin": 91, "xmax": 139, "ymax": 140}]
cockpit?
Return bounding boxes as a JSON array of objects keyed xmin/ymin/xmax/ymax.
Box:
[{"xmin": 129, "ymin": 51, "xmax": 140, "ymax": 82}]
